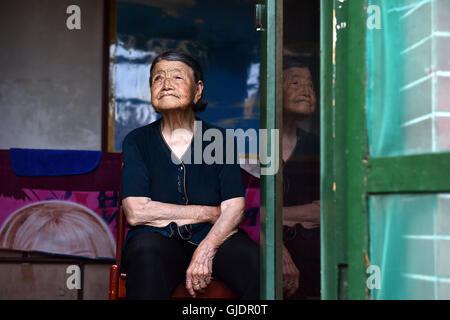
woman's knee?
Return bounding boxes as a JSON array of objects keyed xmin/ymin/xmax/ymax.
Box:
[
  {"xmin": 123, "ymin": 233, "xmax": 161, "ymax": 264},
  {"xmin": 213, "ymin": 231, "xmax": 260, "ymax": 299},
  {"xmin": 123, "ymin": 232, "xmax": 188, "ymax": 299},
  {"xmin": 226, "ymin": 231, "xmax": 259, "ymax": 265},
  {"xmin": 123, "ymin": 231, "xmax": 188, "ymax": 272}
]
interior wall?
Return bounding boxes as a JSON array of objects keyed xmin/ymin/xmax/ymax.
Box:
[
  {"xmin": 0, "ymin": 0, "xmax": 104, "ymax": 150},
  {"xmin": 283, "ymin": 0, "xmax": 321, "ymax": 136}
]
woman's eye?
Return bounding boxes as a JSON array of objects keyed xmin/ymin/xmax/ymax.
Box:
[{"xmin": 153, "ymin": 76, "xmax": 162, "ymax": 82}]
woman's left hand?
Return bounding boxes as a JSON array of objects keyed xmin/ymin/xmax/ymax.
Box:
[
  {"xmin": 185, "ymin": 241, "xmax": 217, "ymax": 298},
  {"xmin": 282, "ymin": 244, "xmax": 300, "ymax": 298}
]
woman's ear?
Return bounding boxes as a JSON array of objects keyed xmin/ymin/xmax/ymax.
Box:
[{"xmin": 194, "ymin": 80, "xmax": 204, "ymax": 104}]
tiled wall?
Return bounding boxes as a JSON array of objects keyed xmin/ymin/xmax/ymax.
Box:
[
  {"xmin": 369, "ymin": 193, "xmax": 450, "ymax": 300},
  {"xmin": 367, "ymin": 2, "xmax": 450, "ymax": 299},
  {"xmin": 367, "ymin": 0, "xmax": 450, "ymax": 157},
  {"xmin": 400, "ymin": 0, "xmax": 450, "ymax": 153}
]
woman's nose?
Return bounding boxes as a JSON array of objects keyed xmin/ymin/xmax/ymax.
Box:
[
  {"xmin": 162, "ymin": 78, "xmax": 173, "ymax": 89},
  {"xmin": 296, "ymin": 85, "xmax": 307, "ymax": 95}
]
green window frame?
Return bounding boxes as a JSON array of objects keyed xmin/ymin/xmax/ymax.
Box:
[{"xmin": 320, "ymin": 0, "xmax": 450, "ymax": 300}]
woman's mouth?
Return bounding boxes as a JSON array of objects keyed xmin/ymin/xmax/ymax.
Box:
[
  {"xmin": 294, "ymin": 97, "xmax": 309, "ymax": 103},
  {"xmin": 160, "ymin": 94, "xmax": 178, "ymax": 98}
]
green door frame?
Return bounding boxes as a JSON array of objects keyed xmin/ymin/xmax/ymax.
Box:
[
  {"xmin": 259, "ymin": 0, "xmax": 283, "ymax": 300},
  {"xmin": 320, "ymin": 0, "xmax": 450, "ymax": 300},
  {"xmin": 320, "ymin": 0, "xmax": 370, "ymax": 300},
  {"xmin": 320, "ymin": 0, "xmax": 340, "ymax": 300}
]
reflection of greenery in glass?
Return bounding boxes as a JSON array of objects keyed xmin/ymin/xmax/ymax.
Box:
[
  {"xmin": 367, "ymin": 0, "xmax": 405, "ymax": 157},
  {"xmin": 367, "ymin": 0, "xmax": 436, "ymax": 157},
  {"xmin": 369, "ymin": 194, "xmax": 438, "ymax": 299}
]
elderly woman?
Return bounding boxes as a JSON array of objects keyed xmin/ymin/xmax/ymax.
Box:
[
  {"xmin": 281, "ymin": 56, "xmax": 320, "ymax": 300},
  {"xmin": 120, "ymin": 50, "xmax": 259, "ymax": 299}
]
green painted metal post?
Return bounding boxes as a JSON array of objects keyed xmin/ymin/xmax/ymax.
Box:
[
  {"xmin": 320, "ymin": 0, "xmax": 339, "ymax": 300},
  {"xmin": 259, "ymin": 0, "xmax": 283, "ymax": 300},
  {"xmin": 344, "ymin": 0, "xmax": 370, "ymax": 300},
  {"xmin": 322, "ymin": 0, "xmax": 369, "ymax": 300}
]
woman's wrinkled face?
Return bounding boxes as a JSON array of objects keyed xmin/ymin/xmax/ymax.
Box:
[
  {"xmin": 150, "ymin": 60, "xmax": 203, "ymax": 112},
  {"xmin": 283, "ymin": 67, "xmax": 317, "ymax": 116}
]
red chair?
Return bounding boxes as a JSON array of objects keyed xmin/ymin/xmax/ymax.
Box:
[
  {"xmin": 109, "ymin": 154, "xmax": 236, "ymax": 300},
  {"xmin": 172, "ymin": 278, "xmax": 237, "ymax": 299},
  {"xmin": 109, "ymin": 152, "xmax": 127, "ymax": 300}
]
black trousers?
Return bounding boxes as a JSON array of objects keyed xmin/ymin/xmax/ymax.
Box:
[
  {"xmin": 122, "ymin": 228, "xmax": 260, "ymax": 300},
  {"xmin": 283, "ymin": 224, "xmax": 321, "ymax": 300}
]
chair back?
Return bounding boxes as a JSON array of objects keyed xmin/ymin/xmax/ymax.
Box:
[{"xmin": 115, "ymin": 152, "xmax": 125, "ymax": 266}]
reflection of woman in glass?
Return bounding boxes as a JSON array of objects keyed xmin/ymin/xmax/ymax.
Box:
[
  {"xmin": 0, "ymin": 201, "xmax": 116, "ymax": 258},
  {"xmin": 282, "ymin": 56, "xmax": 320, "ymax": 299}
]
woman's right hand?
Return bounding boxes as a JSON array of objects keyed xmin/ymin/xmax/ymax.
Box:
[
  {"xmin": 282, "ymin": 244, "xmax": 300, "ymax": 298},
  {"xmin": 185, "ymin": 240, "xmax": 217, "ymax": 298}
]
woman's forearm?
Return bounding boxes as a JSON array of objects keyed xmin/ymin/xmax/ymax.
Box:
[
  {"xmin": 200, "ymin": 197, "xmax": 245, "ymax": 249},
  {"xmin": 282, "ymin": 201, "xmax": 320, "ymax": 225},
  {"xmin": 122, "ymin": 197, "xmax": 220, "ymax": 227}
]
